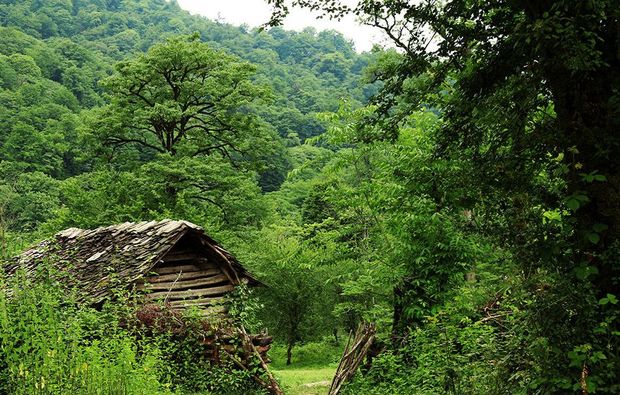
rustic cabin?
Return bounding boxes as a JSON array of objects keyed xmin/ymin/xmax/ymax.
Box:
[
  {"xmin": 3, "ymin": 219, "xmax": 259, "ymax": 316},
  {"xmin": 3, "ymin": 220, "xmax": 282, "ymax": 391}
]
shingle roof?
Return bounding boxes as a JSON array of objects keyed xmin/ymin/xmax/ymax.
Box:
[{"xmin": 3, "ymin": 219, "xmax": 257, "ymax": 303}]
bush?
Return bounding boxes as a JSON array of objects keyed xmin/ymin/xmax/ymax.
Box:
[
  {"xmin": 134, "ymin": 305, "xmax": 266, "ymax": 395},
  {"xmin": 342, "ymin": 261, "xmax": 515, "ymax": 395}
]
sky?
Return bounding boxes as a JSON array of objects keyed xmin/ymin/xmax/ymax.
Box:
[{"xmin": 175, "ymin": 0, "xmax": 385, "ymax": 52}]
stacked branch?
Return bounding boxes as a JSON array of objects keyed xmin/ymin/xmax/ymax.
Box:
[
  {"xmin": 329, "ymin": 322, "xmax": 376, "ymax": 395},
  {"xmin": 224, "ymin": 325, "xmax": 283, "ymax": 395}
]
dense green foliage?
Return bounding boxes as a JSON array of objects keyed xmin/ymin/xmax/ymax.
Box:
[
  {"xmin": 0, "ymin": 272, "xmax": 167, "ymax": 394},
  {"xmin": 0, "ymin": 0, "xmax": 376, "ymax": 392},
  {"xmin": 0, "ymin": 0, "xmax": 375, "ymax": 244},
  {"xmin": 268, "ymin": 0, "xmax": 620, "ymax": 393},
  {"xmin": 2, "ymin": 0, "xmax": 620, "ymax": 394},
  {"xmin": 0, "ymin": 267, "xmax": 273, "ymax": 394}
]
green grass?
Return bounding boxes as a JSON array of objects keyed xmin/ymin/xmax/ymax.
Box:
[
  {"xmin": 268, "ymin": 340, "xmax": 344, "ymax": 395},
  {"xmin": 269, "ymin": 341, "xmax": 344, "ymax": 369},
  {"xmin": 273, "ymin": 366, "xmax": 336, "ymax": 395}
]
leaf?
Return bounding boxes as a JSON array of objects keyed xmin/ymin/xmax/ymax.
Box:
[
  {"xmin": 581, "ymin": 173, "xmax": 594, "ymax": 182},
  {"xmin": 566, "ymin": 198, "xmax": 580, "ymax": 210},
  {"xmin": 575, "ymin": 265, "xmax": 598, "ymax": 280},
  {"xmin": 580, "ymin": 171, "xmax": 607, "ymax": 183},
  {"xmin": 543, "ymin": 210, "xmax": 562, "ymax": 222},
  {"xmin": 567, "ymin": 351, "xmax": 585, "ymax": 367},
  {"xmin": 575, "ymin": 194, "xmax": 589, "ymax": 202},
  {"xmin": 565, "ymin": 193, "xmax": 589, "ymax": 210},
  {"xmin": 587, "ymin": 232, "xmax": 600, "ymax": 244}
]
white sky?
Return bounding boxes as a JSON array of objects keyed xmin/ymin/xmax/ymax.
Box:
[{"xmin": 176, "ymin": 0, "xmax": 385, "ymax": 52}]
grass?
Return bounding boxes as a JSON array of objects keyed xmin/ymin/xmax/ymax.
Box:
[
  {"xmin": 268, "ymin": 339, "xmax": 344, "ymax": 395},
  {"xmin": 273, "ymin": 366, "xmax": 336, "ymax": 395}
]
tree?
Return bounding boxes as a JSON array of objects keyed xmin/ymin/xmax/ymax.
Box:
[
  {"xmin": 94, "ymin": 34, "xmax": 270, "ymax": 163},
  {"xmin": 0, "ymin": 183, "xmax": 15, "ymax": 259},
  {"xmin": 268, "ymin": 0, "xmax": 620, "ymax": 391},
  {"xmin": 248, "ymin": 225, "xmax": 328, "ymax": 365},
  {"xmin": 44, "ymin": 155, "xmax": 269, "ymax": 233}
]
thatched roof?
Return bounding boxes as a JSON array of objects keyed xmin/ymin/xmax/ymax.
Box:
[{"xmin": 3, "ymin": 219, "xmax": 258, "ymax": 303}]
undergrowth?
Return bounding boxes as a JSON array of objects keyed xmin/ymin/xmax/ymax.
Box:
[{"xmin": 0, "ymin": 268, "xmax": 267, "ymax": 395}]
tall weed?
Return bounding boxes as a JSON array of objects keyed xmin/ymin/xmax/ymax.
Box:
[{"xmin": 0, "ymin": 270, "xmax": 169, "ymax": 394}]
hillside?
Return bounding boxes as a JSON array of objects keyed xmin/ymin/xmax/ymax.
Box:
[{"xmin": 0, "ymin": 0, "xmax": 376, "ymax": 238}]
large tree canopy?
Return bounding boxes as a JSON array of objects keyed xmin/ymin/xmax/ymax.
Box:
[
  {"xmin": 267, "ymin": 0, "xmax": 620, "ymax": 391},
  {"xmin": 94, "ymin": 34, "xmax": 270, "ymax": 162}
]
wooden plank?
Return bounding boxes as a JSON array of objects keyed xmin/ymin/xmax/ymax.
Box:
[
  {"xmin": 162, "ymin": 252, "xmax": 203, "ymax": 262},
  {"xmin": 211, "ymin": 245, "xmax": 241, "ymax": 284},
  {"xmin": 166, "ymin": 297, "xmax": 226, "ymax": 308},
  {"xmin": 220, "ymin": 266, "xmax": 237, "ymax": 285},
  {"xmin": 142, "ymin": 268, "xmax": 221, "ymax": 283},
  {"xmin": 145, "ymin": 284, "xmax": 235, "ymax": 300},
  {"xmin": 171, "ymin": 305, "xmax": 227, "ymax": 316},
  {"xmin": 154, "ymin": 264, "xmax": 203, "ymax": 274},
  {"xmin": 137, "ymin": 274, "xmax": 229, "ymax": 291}
]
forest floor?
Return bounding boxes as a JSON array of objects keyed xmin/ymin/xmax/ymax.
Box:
[
  {"xmin": 272, "ymin": 366, "xmax": 336, "ymax": 395},
  {"xmin": 268, "ymin": 341, "xmax": 343, "ymax": 395}
]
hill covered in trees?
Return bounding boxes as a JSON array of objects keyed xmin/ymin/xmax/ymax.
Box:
[{"xmin": 0, "ymin": 0, "xmax": 378, "ymax": 240}]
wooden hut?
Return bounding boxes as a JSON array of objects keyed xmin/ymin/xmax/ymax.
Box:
[{"xmin": 3, "ymin": 219, "xmax": 259, "ymax": 316}]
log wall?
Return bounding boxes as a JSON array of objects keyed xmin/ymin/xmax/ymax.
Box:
[{"xmin": 137, "ymin": 248, "xmax": 235, "ymax": 316}]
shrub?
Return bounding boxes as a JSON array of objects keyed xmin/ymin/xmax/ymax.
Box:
[
  {"xmin": 342, "ymin": 260, "xmax": 516, "ymax": 395},
  {"xmin": 132, "ymin": 304, "xmax": 266, "ymax": 394}
]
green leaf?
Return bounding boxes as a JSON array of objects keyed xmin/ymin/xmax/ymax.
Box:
[
  {"xmin": 587, "ymin": 232, "xmax": 600, "ymax": 244},
  {"xmin": 575, "ymin": 265, "xmax": 598, "ymax": 280},
  {"xmin": 593, "ymin": 174, "xmax": 607, "ymax": 181},
  {"xmin": 575, "ymin": 194, "xmax": 589, "ymax": 202},
  {"xmin": 568, "ymin": 350, "xmax": 585, "ymax": 367},
  {"xmin": 543, "ymin": 210, "xmax": 562, "ymax": 222},
  {"xmin": 566, "ymin": 198, "xmax": 580, "ymax": 210}
]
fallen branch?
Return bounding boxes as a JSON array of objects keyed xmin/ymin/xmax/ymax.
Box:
[
  {"xmin": 240, "ymin": 325, "xmax": 284, "ymax": 395},
  {"xmin": 328, "ymin": 322, "xmax": 376, "ymax": 395},
  {"xmin": 222, "ymin": 349, "xmax": 271, "ymax": 389}
]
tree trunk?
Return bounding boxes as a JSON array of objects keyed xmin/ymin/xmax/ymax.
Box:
[{"xmin": 286, "ymin": 341, "xmax": 294, "ymax": 366}]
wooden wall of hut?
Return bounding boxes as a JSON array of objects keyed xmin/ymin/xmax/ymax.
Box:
[{"xmin": 136, "ymin": 234, "xmax": 235, "ymax": 316}]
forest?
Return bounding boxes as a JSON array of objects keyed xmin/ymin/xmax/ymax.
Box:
[{"xmin": 0, "ymin": 0, "xmax": 619, "ymax": 394}]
